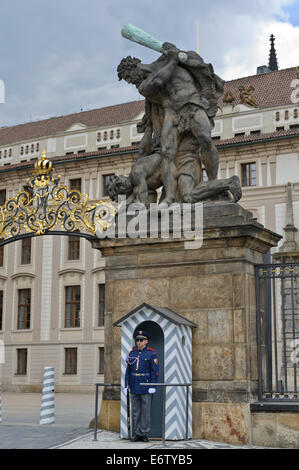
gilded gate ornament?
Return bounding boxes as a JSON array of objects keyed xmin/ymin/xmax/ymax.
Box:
[{"xmin": 0, "ymin": 151, "xmax": 116, "ymax": 241}]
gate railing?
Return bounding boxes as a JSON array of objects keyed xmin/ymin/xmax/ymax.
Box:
[
  {"xmin": 255, "ymin": 261, "xmax": 299, "ymax": 401},
  {"xmin": 141, "ymin": 382, "xmax": 192, "ymax": 445},
  {"xmin": 93, "ymin": 382, "xmax": 192, "ymax": 444}
]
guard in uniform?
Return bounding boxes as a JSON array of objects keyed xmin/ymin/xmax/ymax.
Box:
[{"xmin": 124, "ymin": 330, "xmax": 159, "ymax": 442}]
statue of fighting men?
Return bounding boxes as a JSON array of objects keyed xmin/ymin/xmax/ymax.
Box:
[{"xmin": 111, "ymin": 25, "xmax": 242, "ymax": 207}]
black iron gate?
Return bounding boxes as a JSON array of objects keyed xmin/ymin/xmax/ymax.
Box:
[{"xmin": 255, "ymin": 260, "xmax": 299, "ymax": 402}]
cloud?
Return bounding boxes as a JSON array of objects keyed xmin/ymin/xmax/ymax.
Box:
[{"xmin": 0, "ymin": 0, "xmax": 298, "ymax": 126}]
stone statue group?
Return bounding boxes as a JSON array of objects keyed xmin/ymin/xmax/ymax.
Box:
[{"xmin": 108, "ymin": 37, "xmax": 242, "ymax": 208}]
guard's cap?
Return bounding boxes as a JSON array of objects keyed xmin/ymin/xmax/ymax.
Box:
[{"xmin": 135, "ymin": 330, "xmax": 149, "ymax": 340}]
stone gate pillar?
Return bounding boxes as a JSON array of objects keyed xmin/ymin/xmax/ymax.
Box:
[{"xmin": 92, "ymin": 202, "xmax": 280, "ymax": 445}]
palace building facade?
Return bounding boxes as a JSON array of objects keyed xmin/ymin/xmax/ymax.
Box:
[{"xmin": 0, "ymin": 48, "xmax": 299, "ymax": 391}]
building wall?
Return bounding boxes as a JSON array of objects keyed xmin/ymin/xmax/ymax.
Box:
[{"xmin": 0, "ymin": 100, "xmax": 298, "ymax": 391}]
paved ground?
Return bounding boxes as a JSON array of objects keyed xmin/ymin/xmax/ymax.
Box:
[
  {"xmin": 0, "ymin": 392, "xmax": 270, "ymax": 449},
  {"xmin": 0, "ymin": 392, "xmax": 95, "ymax": 449},
  {"xmin": 54, "ymin": 429, "xmax": 266, "ymax": 449}
]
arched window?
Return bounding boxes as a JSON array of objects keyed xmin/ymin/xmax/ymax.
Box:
[
  {"xmin": 97, "ymin": 132, "xmax": 101, "ymax": 142},
  {"xmin": 116, "ymin": 129, "xmax": 120, "ymax": 139},
  {"xmin": 25, "ymin": 145, "xmax": 29, "ymax": 154},
  {"xmin": 294, "ymin": 109, "xmax": 298, "ymax": 119},
  {"xmin": 20, "ymin": 146, "xmax": 24, "ymax": 155},
  {"xmin": 285, "ymin": 110, "xmax": 289, "ymax": 120},
  {"xmin": 104, "ymin": 131, "xmax": 108, "ymax": 141},
  {"xmin": 4, "ymin": 150, "xmax": 7, "ymax": 158},
  {"xmin": 9, "ymin": 148, "xmax": 12, "ymax": 157},
  {"xmin": 275, "ymin": 111, "xmax": 280, "ymax": 121},
  {"xmin": 110, "ymin": 130, "xmax": 114, "ymax": 140},
  {"xmin": 36, "ymin": 143, "xmax": 39, "ymax": 152},
  {"xmin": 31, "ymin": 144, "xmax": 34, "ymax": 153}
]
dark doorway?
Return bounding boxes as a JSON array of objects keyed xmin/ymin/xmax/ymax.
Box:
[{"xmin": 133, "ymin": 321, "xmax": 164, "ymax": 438}]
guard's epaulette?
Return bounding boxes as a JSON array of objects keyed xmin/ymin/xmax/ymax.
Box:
[
  {"xmin": 147, "ymin": 348, "xmax": 155, "ymax": 351},
  {"xmin": 132, "ymin": 348, "xmax": 137, "ymax": 350}
]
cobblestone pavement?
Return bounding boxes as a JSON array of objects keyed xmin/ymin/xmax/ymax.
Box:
[{"xmin": 54, "ymin": 430, "xmax": 268, "ymax": 449}]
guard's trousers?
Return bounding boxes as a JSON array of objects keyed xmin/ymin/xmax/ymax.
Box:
[{"xmin": 131, "ymin": 393, "xmax": 152, "ymax": 437}]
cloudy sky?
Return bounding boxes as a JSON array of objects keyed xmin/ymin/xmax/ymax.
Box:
[{"xmin": 0, "ymin": 0, "xmax": 299, "ymax": 126}]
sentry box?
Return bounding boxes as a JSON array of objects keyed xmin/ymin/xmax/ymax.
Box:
[{"xmin": 114, "ymin": 303, "xmax": 197, "ymax": 440}]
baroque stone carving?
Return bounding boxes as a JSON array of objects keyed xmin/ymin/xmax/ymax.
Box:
[{"xmin": 113, "ymin": 27, "xmax": 242, "ymax": 207}]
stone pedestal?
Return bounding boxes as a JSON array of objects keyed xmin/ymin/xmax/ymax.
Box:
[{"xmin": 92, "ymin": 202, "xmax": 281, "ymax": 445}]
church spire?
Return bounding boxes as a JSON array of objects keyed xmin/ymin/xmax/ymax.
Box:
[{"xmin": 268, "ymin": 34, "xmax": 278, "ymax": 71}]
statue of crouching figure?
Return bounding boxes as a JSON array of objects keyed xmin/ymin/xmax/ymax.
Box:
[{"xmin": 107, "ymin": 146, "xmax": 242, "ymax": 208}]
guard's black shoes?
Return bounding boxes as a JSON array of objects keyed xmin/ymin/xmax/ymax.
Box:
[
  {"xmin": 141, "ymin": 435, "xmax": 149, "ymax": 442},
  {"xmin": 132, "ymin": 435, "xmax": 142, "ymax": 442}
]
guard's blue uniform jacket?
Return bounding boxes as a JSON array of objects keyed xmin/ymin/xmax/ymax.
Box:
[{"xmin": 125, "ymin": 347, "xmax": 159, "ymax": 394}]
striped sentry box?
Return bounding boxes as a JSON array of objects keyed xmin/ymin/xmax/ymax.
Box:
[
  {"xmin": 40, "ymin": 366, "xmax": 55, "ymax": 425},
  {"xmin": 118, "ymin": 304, "xmax": 194, "ymax": 440}
]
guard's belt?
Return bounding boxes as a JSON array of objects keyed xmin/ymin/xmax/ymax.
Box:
[{"xmin": 132, "ymin": 373, "xmax": 150, "ymax": 376}]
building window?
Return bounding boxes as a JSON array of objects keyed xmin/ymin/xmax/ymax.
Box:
[
  {"xmin": 70, "ymin": 178, "xmax": 81, "ymax": 192},
  {"xmin": 65, "ymin": 348, "xmax": 77, "ymax": 375},
  {"xmin": 20, "ymin": 146, "xmax": 24, "ymax": 155},
  {"xmin": 97, "ymin": 132, "xmax": 101, "ymax": 142},
  {"xmin": 116, "ymin": 129, "xmax": 120, "ymax": 139},
  {"xmin": 31, "ymin": 144, "xmax": 34, "ymax": 153},
  {"xmin": 110, "ymin": 130, "xmax": 114, "ymax": 140},
  {"xmin": 65, "ymin": 286, "xmax": 80, "ymax": 328},
  {"xmin": 103, "ymin": 131, "xmax": 108, "ymax": 141},
  {"xmin": 98, "ymin": 284, "xmax": 105, "ymax": 327},
  {"xmin": 241, "ymin": 162, "xmax": 256, "ymax": 187},
  {"xmin": 0, "ymin": 290, "xmax": 3, "ymax": 330},
  {"xmin": 275, "ymin": 111, "xmax": 280, "ymax": 121},
  {"xmin": 294, "ymin": 109, "xmax": 298, "ymax": 119},
  {"xmin": 4, "ymin": 150, "xmax": 7, "ymax": 158},
  {"xmin": 111, "ymin": 144, "xmax": 120, "ymax": 149},
  {"xmin": 276, "ymin": 126, "xmax": 285, "ymax": 131},
  {"xmin": 9, "ymin": 148, "xmax": 12, "ymax": 157},
  {"xmin": 98, "ymin": 147, "xmax": 107, "ymax": 151},
  {"xmin": 99, "ymin": 347, "xmax": 104, "ymax": 374},
  {"xmin": 0, "ymin": 190, "xmax": 6, "ymax": 206},
  {"xmin": 25, "ymin": 145, "xmax": 29, "ymax": 154},
  {"xmin": 36, "ymin": 143, "xmax": 39, "ymax": 152},
  {"xmin": 234, "ymin": 132, "xmax": 245, "ymax": 137},
  {"xmin": 250, "ymin": 130, "xmax": 261, "ymax": 135},
  {"xmin": 103, "ymin": 174, "xmax": 114, "ymax": 197},
  {"xmin": 17, "ymin": 349, "xmax": 28, "ymax": 375},
  {"xmin": 77, "ymin": 150, "xmax": 85, "ymax": 154},
  {"xmin": 68, "ymin": 236, "xmax": 80, "ymax": 260},
  {"xmin": 21, "ymin": 238, "xmax": 31, "ymax": 264},
  {"xmin": 17, "ymin": 289, "xmax": 31, "ymax": 329},
  {"xmin": 285, "ymin": 110, "xmax": 289, "ymax": 120}
]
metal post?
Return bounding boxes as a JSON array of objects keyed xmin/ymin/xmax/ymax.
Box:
[
  {"xmin": 290, "ymin": 268, "xmax": 297, "ymax": 393},
  {"xmin": 141, "ymin": 382, "xmax": 192, "ymax": 442},
  {"xmin": 255, "ymin": 266, "xmax": 264, "ymax": 401},
  {"xmin": 162, "ymin": 386, "xmax": 166, "ymax": 446},
  {"xmin": 93, "ymin": 384, "xmax": 99, "ymax": 441},
  {"xmin": 264, "ymin": 253, "xmax": 273, "ymax": 394},
  {"xmin": 93, "ymin": 383, "xmax": 121, "ymax": 441},
  {"xmin": 272, "ymin": 273, "xmax": 280, "ymax": 393},
  {"xmin": 281, "ymin": 270, "xmax": 289, "ymax": 393},
  {"xmin": 185, "ymin": 385, "xmax": 189, "ymax": 440}
]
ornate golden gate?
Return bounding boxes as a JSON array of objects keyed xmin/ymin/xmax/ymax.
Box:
[{"xmin": 0, "ymin": 151, "xmax": 116, "ymax": 247}]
